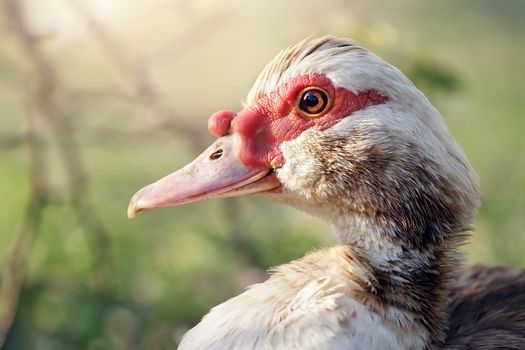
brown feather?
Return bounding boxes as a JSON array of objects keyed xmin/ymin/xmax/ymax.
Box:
[{"xmin": 444, "ymin": 264, "xmax": 525, "ymax": 349}]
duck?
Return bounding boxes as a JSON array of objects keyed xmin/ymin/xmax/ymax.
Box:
[{"xmin": 127, "ymin": 36, "xmax": 525, "ymax": 349}]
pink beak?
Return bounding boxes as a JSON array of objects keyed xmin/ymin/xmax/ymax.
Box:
[{"xmin": 127, "ymin": 135, "xmax": 280, "ymax": 218}]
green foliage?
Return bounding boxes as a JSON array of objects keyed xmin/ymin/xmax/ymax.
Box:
[{"xmin": 407, "ymin": 60, "xmax": 461, "ymax": 94}]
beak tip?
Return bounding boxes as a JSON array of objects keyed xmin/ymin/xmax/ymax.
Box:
[
  {"xmin": 127, "ymin": 199, "xmax": 140, "ymax": 219},
  {"xmin": 127, "ymin": 187, "xmax": 148, "ymax": 219},
  {"xmin": 127, "ymin": 205, "xmax": 139, "ymax": 219}
]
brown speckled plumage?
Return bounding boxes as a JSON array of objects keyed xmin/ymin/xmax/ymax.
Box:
[{"xmin": 285, "ymin": 127, "xmax": 476, "ymax": 346}]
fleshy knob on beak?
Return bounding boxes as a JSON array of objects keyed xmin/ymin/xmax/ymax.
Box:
[{"xmin": 208, "ymin": 110, "xmax": 236, "ymax": 137}]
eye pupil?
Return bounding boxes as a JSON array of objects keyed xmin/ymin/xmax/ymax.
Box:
[
  {"xmin": 298, "ymin": 88, "xmax": 329, "ymax": 117},
  {"xmin": 303, "ymin": 93, "xmax": 319, "ymax": 107}
]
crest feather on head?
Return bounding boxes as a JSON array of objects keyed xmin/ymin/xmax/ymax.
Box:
[{"xmin": 245, "ymin": 36, "xmax": 366, "ymax": 105}]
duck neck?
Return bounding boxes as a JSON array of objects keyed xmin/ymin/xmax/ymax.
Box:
[{"xmin": 330, "ymin": 213, "xmax": 467, "ymax": 347}]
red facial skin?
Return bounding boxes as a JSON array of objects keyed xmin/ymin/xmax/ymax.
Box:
[{"xmin": 208, "ymin": 74, "xmax": 386, "ymax": 170}]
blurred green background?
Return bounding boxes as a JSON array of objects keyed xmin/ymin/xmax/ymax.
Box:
[{"xmin": 0, "ymin": 0, "xmax": 524, "ymax": 348}]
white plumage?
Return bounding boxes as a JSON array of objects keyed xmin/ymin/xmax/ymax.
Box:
[{"xmin": 179, "ymin": 247, "xmax": 427, "ymax": 350}]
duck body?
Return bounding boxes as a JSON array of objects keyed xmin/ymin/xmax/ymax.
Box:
[
  {"xmin": 180, "ymin": 246, "xmax": 427, "ymax": 350},
  {"xmin": 180, "ymin": 257, "xmax": 525, "ymax": 350},
  {"xmin": 128, "ymin": 36, "xmax": 525, "ymax": 349}
]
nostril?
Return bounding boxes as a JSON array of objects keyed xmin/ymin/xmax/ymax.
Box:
[{"xmin": 209, "ymin": 149, "xmax": 223, "ymax": 161}]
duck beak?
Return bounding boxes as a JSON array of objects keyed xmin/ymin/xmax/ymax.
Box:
[{"xmin": 127, "ymin": 135, "xmax": 280, "ymax": 218}]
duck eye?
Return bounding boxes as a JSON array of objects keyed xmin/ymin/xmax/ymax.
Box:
[{"xmin": 297, "ymin": 87, "xmax": 330, "ymax": 117}]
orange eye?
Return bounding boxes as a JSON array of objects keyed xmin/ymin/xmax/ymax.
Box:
[{"xmin": 297, "ymin": 87, "xmax": 330, "ymax": 118}]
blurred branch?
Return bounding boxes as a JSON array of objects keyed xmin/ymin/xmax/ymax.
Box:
[
  {"xmin": 0, "ymin": 131, "xmax": 29, "ymax": 149},
  {"xmin": 64, "ymin": 3, "xmax": 269, "ymax": 346},
  {"xmin": 68, "ymin": 6, "xmax": 270, "ymax": 343},
  {"xmin": 66, "ymin": 87, "xmax": 136, "ymax": 104},
  {"xmin": 69, "ymin": 0, "xmax": 208, "ymax": 150},
  {"xmin": 68, "ymin": 0, "xmax": 268, "ymax": 270},
  {"xmin": 0, "ymin": 105, "xmax": 47, "ymax": 348},
  {"xmin": 3, "ymin": 0, "xmax": 115, "ymax": 292},
  {"xmin": 0, "ymin": 0, "xmax": 116, "ymax": 346},
  {"xmin": 146, "ymin": 10, "xmax": 230, "ymax": 65}
]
